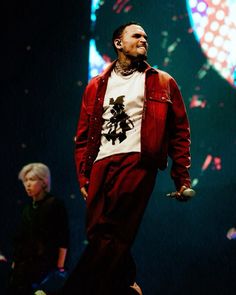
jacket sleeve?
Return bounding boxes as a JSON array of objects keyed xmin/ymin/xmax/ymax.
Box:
[
  {"xmin": 168, "ymin": 78, "xmax": 191, "ymax": 190},
  {"xmin": 74, "ymin": 85, "xmax": 92, "ymax": 188}
]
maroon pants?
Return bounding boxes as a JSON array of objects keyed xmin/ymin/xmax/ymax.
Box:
[{"xmin": 62, "ymin": 153, "xmax": 157, "ymax": 295}]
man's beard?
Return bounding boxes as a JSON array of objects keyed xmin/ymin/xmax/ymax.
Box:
[
  {"xmin": 128, "ymin": 53, "xmax": 147, "ymax": 63},
  {"xmin": 138, "ymin": 53, "xmax": 147, "ymax": 61}
]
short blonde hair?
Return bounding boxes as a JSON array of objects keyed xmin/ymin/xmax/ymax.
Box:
[{"xmin": 18, "ymin": 163, "xmax": 51, "ymax": 192}]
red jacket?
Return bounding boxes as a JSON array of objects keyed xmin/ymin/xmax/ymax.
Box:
[{"xmin": 75, "ymin": 61, "xmax": 191, "ymax": 190}]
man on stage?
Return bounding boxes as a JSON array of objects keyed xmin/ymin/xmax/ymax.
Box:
[{"xmin": 64, "ymin": 21, "xmax": 192, "ymax": 295}]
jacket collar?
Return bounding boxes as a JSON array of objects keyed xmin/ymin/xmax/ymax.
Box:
[{"xmin": 98, "ymin": 60, "xmax": 158, "ymax": 80}]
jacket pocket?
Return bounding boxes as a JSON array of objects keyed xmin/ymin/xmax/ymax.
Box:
[
  {"xmin": 141, "ymin": 92, "xmax": 171, "ymax": 159},
  {"xmin": 148, "ymin": 92, "xmax": 172, "ymax": 104},
  {"xmin": 146, "ymin": 92, "xmax": 172, "ymax": 121}
]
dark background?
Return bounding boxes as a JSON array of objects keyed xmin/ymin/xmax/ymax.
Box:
[{"xmin": 1, "ymin": 0, "xmax": 236, "ymax": 294}]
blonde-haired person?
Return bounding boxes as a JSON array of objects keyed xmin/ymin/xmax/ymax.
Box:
[
  {"xmin": 18, "ymin": 162, "xmax": 51, "ymax": 193},
  {"xmin": 7, "ymin": 163, "xmax": 69, "ymax": 295}
]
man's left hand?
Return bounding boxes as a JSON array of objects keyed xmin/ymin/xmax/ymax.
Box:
[{"xmin": 167, "ymin": 185, "xmax": 196, "ymax": 202}]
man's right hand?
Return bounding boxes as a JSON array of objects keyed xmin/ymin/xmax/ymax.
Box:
[{"xmin": 80, "ymin": 187, "xmax": 88, "ymax": 201}]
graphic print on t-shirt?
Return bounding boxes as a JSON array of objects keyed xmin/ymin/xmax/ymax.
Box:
[
  {"xmin": 95, "ymin": 70, "xmax": 145, "ymax": 162},
  {"xmin": 104, "ymin": 95, "xmax": 134, "ymax": 145}
]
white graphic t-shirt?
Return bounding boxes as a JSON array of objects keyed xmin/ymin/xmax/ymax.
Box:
[{"xmin": 95, "ymin": 70, "xmax": 145, "ymax": 162}]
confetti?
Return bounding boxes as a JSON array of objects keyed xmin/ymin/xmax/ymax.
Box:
[
  {"xmin": 196, "ymin": 61, "xmax": 211, "ymax": 80},
  {"xmin": 189, "ymin": 94, "xmax": 207, "ymax": 108},
  {"xmin": 0, "ymin": 253, "xmax": 7, "ymax": 263},
  {"xmin": 191, "ymin": 178, "xmax": 199, "ymax": 188},
  {"xmin": 201, "ymin": 154, "xmax": 222, "ymax": 171},
  {"xmin": 113, "ymin": 0, "xmax": 133, "ymax": 14}
]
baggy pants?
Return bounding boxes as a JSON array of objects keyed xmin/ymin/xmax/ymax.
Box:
[{"xmin": 62, "ymin": 153, "xmax": 157, "ymax": 295}]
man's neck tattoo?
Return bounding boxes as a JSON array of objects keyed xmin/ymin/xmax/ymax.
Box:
[{"xmin": 114, "ymin": 61, "xmax": 139, "ymax": 76}]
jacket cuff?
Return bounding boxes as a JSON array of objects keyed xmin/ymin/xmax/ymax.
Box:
[
  {"xmin": 174, "ymin": 178, "xmax": 191, "ymax": 191},
  {"xmin": 78, "ymin": 174, "xmax": 90, "ymax": 189}
]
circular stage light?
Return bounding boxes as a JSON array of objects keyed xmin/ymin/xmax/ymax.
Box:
[{"xmin": 186, "ymin": 0, "xmax": 236, "ymax": 88}]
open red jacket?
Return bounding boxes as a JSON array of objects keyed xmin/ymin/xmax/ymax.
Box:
[{"xmin": 74, "ymin": 61, "xmax": 191, "ymax": 190}]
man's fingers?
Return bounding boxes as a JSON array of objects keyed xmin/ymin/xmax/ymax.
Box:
[{"xmin": 80, "ymin": 187, "xmax": 88, "ymax": 200}]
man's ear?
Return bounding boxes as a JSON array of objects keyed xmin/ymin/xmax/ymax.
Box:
[{"xmin": 115, "ymin": 39, "xmax": 122, "ymax": 49}]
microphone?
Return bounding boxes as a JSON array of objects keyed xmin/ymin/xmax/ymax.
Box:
[{"xmin": 166, "ymin": 188, "xmax": 196, "ymax": 199}]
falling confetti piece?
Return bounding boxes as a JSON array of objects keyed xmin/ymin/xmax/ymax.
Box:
[
  {"xmin": 113, "ymin": 0, "xmax": 133, "ymax": 14},
  {"xmin": 189, "ymin": 94, "xmax": 207, "ymax": 108},
  {"xmin": 192, "ymin": 178, "xmax": 199, "ymax": 187}
]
